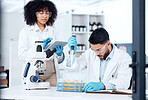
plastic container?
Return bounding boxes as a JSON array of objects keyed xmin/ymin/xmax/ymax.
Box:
[
  {"xmin": 0, "ymin": 72, "xmax": 7, "ymax": 79},
  {"xmin": 57, "ymin": 82, "xmax": 85, "ymax": 92}
]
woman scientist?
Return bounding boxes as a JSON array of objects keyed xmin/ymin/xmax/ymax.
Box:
[{"xmin": 18, "ymin": 0, "xmax": 64, "ymax": 86}]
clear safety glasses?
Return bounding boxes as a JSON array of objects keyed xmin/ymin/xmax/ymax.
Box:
[
  {"xmin": 92, "ymin": 43, "xmax": 107, "ymax": 53},
  {"xmin": 36, "ymin": 11, "xmax": 52, "ymax": 17}
]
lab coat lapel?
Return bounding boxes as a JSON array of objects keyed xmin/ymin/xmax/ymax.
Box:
[
  {"xmin": 103, "ymin": 47, "xmax": 119, "ymax": 82},
  {"xmin": 89, "ymin": 52, "xmax": 100, "ymax": 82},
  {"xmin": 94, "ymin": 56, "xmax": 100, "ymax": 81}
]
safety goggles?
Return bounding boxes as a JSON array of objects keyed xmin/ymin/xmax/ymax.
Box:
[
  {"xmin": 91, "ymin": 43, "xmax": 107, "ymax": 53},
  {"xmin": 36, "ymin": 11, "xmax": 52, "ymax": 17}
]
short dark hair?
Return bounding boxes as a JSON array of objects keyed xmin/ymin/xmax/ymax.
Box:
[
  {"xmin": 24, "ymin": 0, "xmax": 57, "ymax": 26},
  {"xmin": 89, "ymin": 28, "xmax": 110, "ymax": 44}
]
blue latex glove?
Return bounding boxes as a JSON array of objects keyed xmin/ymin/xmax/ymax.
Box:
[
  {"xmin": 68, "ymin": 34, "xmax": 77, "ymax": 53},
  {"xmin": 42, "ymin": 37, "xmax": 53, "ymax": 50},
  {"xmin": 83, "ymin": 82, "xmax": 104, "ymax": 92},
  {"xmin": 54, "ymin": 45, "xmax": 63, "ymax": 56}
]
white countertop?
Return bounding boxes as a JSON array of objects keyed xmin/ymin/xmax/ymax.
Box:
[{"xmin": 0, "ymin": 85, "xmax": 132, "ymax": 100}]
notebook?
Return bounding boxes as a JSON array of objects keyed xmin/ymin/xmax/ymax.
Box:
[{"xmin": 86, "ymin": 90, "xmax": 132, "ymax": 95}]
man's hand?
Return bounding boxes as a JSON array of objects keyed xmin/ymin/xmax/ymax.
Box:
[
  {"xmin": 42, "ymin": 37, "xmax": 53, "ymax": 50},
  {"xmin": 83, "ymin": 82, "xmax": 105, "ymax": 92},
  {"xmin": 68, "ymin": 34, "xmax": 77, "ymax": 53}
]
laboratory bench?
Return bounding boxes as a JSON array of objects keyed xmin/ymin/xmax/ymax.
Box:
[{"xmin": 0, "ymin": 85, "xmax": 132, "ymax": 100}]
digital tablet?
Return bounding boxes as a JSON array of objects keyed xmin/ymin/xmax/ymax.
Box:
[{"xmin": 44, "ymin": 40, "xmax": 68, "ymax": 51}]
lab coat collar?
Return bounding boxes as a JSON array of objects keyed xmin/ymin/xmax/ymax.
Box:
[
  {"xmin": 30, "ymin": 23, "xmax": 48, "ymax": 32},
  {"xmin": 106, "ymin": 44, "xmax": 115, "ymax": 60}
]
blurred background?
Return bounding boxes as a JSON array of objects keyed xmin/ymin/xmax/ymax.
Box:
[{"xmin": 0, "ymin": 0, "xmax": 147, "ymax": 89}]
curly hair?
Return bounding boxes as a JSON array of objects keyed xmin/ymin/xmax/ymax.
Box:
[
  {"xmin": 24, "ymin": 0, "xmax": 57, "ymax": 26},
  {"xmin": 89, "ymin": 28, "xmax": 110, "ymax": 44}
]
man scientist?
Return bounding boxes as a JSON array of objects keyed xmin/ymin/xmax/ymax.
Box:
[{"xmin": 67, "ymin": 28, "xmax": 132, "ymax": 92}]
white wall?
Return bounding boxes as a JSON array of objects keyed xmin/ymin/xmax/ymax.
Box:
[
  {"xmin": 1, "ymin": 12, "xmax": 24, "ymax": 70},
  {"xmin": 102, "ymin": 0, "xmax": 132, "ymax": 44},
  {"xmin": 1, "ymin": 2, "xmax": 25, "ymax": 87}
]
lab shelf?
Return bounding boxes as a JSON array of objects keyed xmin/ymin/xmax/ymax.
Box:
[
  {"xmin": 55, "ymin": 13, "xmax": 104, "ymax": 57},
  {"xmin": 71, "ymin": 14, "xmax": 104, "ymax": 57},
  {"xmin": 72, "ymin": 32, "xmax": 87, "ymax": 34},
  {"xmin": 76, "ymin": 50, "xmax": 85, "ymax": 53}
]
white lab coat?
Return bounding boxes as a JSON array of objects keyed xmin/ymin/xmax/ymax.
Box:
[
  {"xmin": 74, "ymin": 44, "xmax": 132, "ymax": 90},
  {"xmin": 18, "ymin": 23, "xmax": 61, "ymax": 82}
]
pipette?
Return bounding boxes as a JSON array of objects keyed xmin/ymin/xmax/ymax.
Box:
[{"xmin": 71, "ymin": 34, "xmax": 75, "ymax": 66}]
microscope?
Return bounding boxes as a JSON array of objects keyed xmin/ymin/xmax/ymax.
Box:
[{"xmin": 23, "ymin": 41, "xmax": 56, "ymax": 90}]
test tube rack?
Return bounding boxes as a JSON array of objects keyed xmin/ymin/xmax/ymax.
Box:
[{"xmin": 57, "ymin": 81, "xmax": 85, "ymax": 92}]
